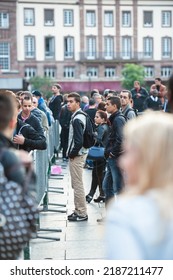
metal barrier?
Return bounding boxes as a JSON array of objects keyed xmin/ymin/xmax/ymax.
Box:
[{"xmin": 24, "ymin": 120, "xmax": 63, "ymax": 259}]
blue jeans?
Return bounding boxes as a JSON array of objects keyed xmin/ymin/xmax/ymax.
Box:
[{"xmin": 102, "ymin": 158, "xmax": 123, "ymax": 203}]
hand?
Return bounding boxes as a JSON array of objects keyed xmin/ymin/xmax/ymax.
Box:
[
  {"xmin": 13, "ymin": 150, "xmax": 33, "ymax": 170},
  {"xmin": 13, "ymin": 134, "xmax": 25, "ymax": 145}
]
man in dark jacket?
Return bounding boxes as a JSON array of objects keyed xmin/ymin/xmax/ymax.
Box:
[
  {"xmin": 131, "ymin": 81, "xmax": 149, "ymax": 113},
  {"xmin": 13, "ymin": 119, "xmax": 47, "ymax": 152},
  {"xmin": 102, "ymin": 96, "xmax": 126, "ymax": 207}
]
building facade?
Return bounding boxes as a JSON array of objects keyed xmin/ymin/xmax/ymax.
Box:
[{"xmin": 0, "ymin": 0, "xmax": 173, "ymax": 92}]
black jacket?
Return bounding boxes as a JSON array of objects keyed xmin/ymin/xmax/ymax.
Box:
[
  {"xmin": 15, "ymin": 119, "xmax": 47, "ymax": 152},
  {"xmin": 18, "ymin": 112, "xmax": 44, "ymax": 136},
  {"xmin": 49, "ymin": 95, "xmax": 63, "ymax": 120},
  {"xmin": 95, "ymin": 123, "xmax": 110, "ymax": 147},
  {"xmin": 105, "ymin": 111, "xmax": 126, "ymax": 159},
  {"xmin": 0, "ymin": 132, "xmax": 26, "ymax": 185},
  {"xmin": 131, "ymin": 87, "xmax": 149, "ymax": 112}
]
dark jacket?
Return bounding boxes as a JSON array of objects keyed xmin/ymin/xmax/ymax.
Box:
[
  {"xmin": 49, "ymin": 95, "xmax": 63, "ymax": 120},
  {"xmin": 143, "ymin": 96, "xmax": 162, "ymax": 111},
  {"xmin": 18, "ymin": 111, "xmax": 44, "ymax": 136},
  {"xmin": 15, "ymin": 119, "xmax": 47, "ymax": 152},
  {"xmin": 131, "ymin": 87, "xmax": 149, "ymax": 112},
  {"xmin": 59, "ymin": 103, "xmax": 72, "ymax": 128},
  {"xmin": 105, "ymin": 111, "xmax": 126, "ymax": 159},
  {"xmin": 85, "ymin": 108, "xmax": 97, "ymax": 122},
  {"xmin": 0, "ymin": 132, "xmax": 26, "ymax": 185},
  {"xmin": 95, "ymin": 123, "xmax": 110, "ymax": 147}
]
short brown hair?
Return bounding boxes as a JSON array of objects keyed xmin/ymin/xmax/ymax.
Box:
[{"xmin": 68, "ymin": 92, "xmax": 81, "ymax": 103}]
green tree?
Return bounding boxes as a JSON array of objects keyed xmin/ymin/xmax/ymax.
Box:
[
  {"xmin": 121, "ymin": 63, "xmax": 145, "ymax": 90},
  {"xmin": 29, "ymin": 76, "xmax": 53, "ymax": 98}
]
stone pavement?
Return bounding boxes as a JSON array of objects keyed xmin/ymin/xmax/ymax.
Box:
[{"xmin": 30, "ymin": 157, "xmax": 106, "ymax": 260}]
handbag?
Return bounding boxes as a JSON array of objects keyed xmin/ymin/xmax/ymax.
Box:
[
  {"xmin": 0, "ymin": 150, "xmax": 38, "ymax": 260},
  {"xmin": 87, "ymin": 146, "xmax": 105, "ymax": 160}
]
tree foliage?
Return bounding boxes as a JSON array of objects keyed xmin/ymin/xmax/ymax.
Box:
[
  {"xmin": 29, "ymin": 76, "xmax": 53, "ymax": 98},
  {"xmin": 121, "ymin": 63, "xmax": 145, "ymax": 90}
]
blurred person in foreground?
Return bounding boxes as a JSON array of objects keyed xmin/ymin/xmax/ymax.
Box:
[
  {"xmin": 0, "ymin": 92, "xmax": 38, "ymax": 259},
  {"xmin": 106, "ymin": 111, "xmax": 173, "ymax": 260}
]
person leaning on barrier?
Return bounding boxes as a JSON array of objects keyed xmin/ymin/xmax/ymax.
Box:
[
  {"xmin": 13, "ymin": 98, "xmax": 47, "ymax": 152},
  {"xmin": 18, "ymin": 96, "xmax": 45, "ymax": 136}
]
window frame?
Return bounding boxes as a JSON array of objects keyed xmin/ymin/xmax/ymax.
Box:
[
  {"xmin": 64, "ymin": 9, "xmax": 74, "ymax": 26},
  {"xmin": 104, "ymin": 67, "xmax": 116, "ymax": 78},
  {"xmin": 64, "ymin": 66, "xmax": 75, "ymax": 78},
  {"xmin": 24, "ymin": 36, "xmax": 35, "ymax": 59},
  {"xmin": 44, "ymin": 9, "xmax": 54, "ymax": 26},
  {"xmin": 45, "ymin": 36, "xmax": 55, "ymax": 59},
  {"xmin": 143, "ymin": 11, "xmax": 153, "ymax": 27},
  {"xmin": 0, "ymin": 42, "xmax": 10, "ymax": 70},
  {"xmin": 87, "ymin": 67, "xmax": 98, "ymax": 78},
  {"xmin": 86, "ymin": 10, "xmax": 96, "ymax": 27},
  {"xmin": 86, "ymin": 36, "xmax": 96, "ymax": 59},
  {"xmin": 162, "ymin": 36, "xmax": 172, "ymax": 58},
  {"xmin": 122, "ymin": 36, "xmax": 132, "ymax": 59},
  {"xmin": 143, "ymin": 37, "xmax": 153, "ymax": 58},
  {"xmin": 24, "ymin": 67, "xmax": 37, "ymax": 79},
  {"xmin": 64, "ymin": 36, "xmax": 74, "ymax": 59},
  {"xmin": 104, "ymin": 36, "xmax": 114, "ymax": 59},
  {"xmin": 24, "ymin": 8, "xmax": 35, "ymax": 26},
  {"xmin": 162, "ymin": 11, "xmax": 172, "ymax": 27},
  {"xmin": 144, "ymin": 66, "xmax": 154, "ymax": 78},
  {"xmin": 44, "ymin": 67, "xmax": 56, "ymax": 78},
  {"xmin": 0, "ymin": 12, "xmax": 9, "ymax": 29},
  {"xmin": 104, "ymin": 11, "xmax": 113, "ymax": 27},
  {"xmin": 122, "ymin": 11, "xmax": 131, "ymax": 27},
  {"xmin": 161, "ymin": 66, "xmax": 172, "ymax": 78}
]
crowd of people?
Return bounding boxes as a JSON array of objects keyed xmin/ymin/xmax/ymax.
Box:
[{"xmin": 0, "ymin": 74, "xmax": 173, "ymax": 260}]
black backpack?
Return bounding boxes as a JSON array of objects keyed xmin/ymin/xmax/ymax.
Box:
[
  {"xmin": 73, "ymin": 111, "xmax": 96, "ymax": 148},
  {"xmin": 124, "ymin": 108, "xmax": 138, "ymax": 119}
]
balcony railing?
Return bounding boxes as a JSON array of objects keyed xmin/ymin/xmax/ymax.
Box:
[{"xmin": 79, "ymin": 52, "xmax": 154, "ymax": 61}]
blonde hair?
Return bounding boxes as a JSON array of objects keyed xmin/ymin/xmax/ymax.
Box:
[{"xmin": 123, "ymin": 111, "xmax": 173, "ymax": 196}]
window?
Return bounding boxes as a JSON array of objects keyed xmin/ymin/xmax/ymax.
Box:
[
  {"xmin": 162, "ymin": 11, "xmax": 171, "ymax": 27},
  {"xmin": 0, "ymin": 12, "xmax": 9, "ymax": 28},
  {"xmin": 122, "ymin": 11, "xmax": 131, "ymax": 27},
  {"xmin": 0, "ymin": 42, "xmax": 10, "ymax": 70},
  {"xmin": 24, "ymin": 8, "xmax": 34, "ymax": 25},
  {"xmin": 87, "ymin": 67, "xmax": 98, "ymax": 77},
  {"xmin": 104, "ymin": 36, "xmax": 114, "ymax": 59},
  {"xmin": 105, "ymin": 67, "xmax": 116, "ymax": 78},
  {"xmin": 64, "ymin": 10, "xmax": 73, "ymax": 26},
  {"xmin": 143, "ymin": 37, "xmax": 153, "ymax": 58},
  {"xmin": 24, "ymin": 67, "xmax": 36, "ymax": 79},
  {"xmin": 144, "ymin": 66, "xmax": 154, "ymax": 78},
  {"xmin": 104, "ymin": 11, "xmax": 113, "ymax": 27},
  {"xmin": 24, "ymin": 36, "xmax": 35, "ymax": 58},
  {"xmin": 44, "ymin": 67, "xmax": 56, "ymax": 78},
  {"xmin": 45, "ymin": 37, "xmax": 55, "ymax": 59},
  {"xmin": 161, "ymin": 66, "xmax": 172, "ymax": 78},
  {"xmin": 86, "ymin": 11, "xmax": 96, "ymax": 27},
  {"xmin": 87, "ymin": 37, "xmax": 96, "ymax": 59},
  {"xmin": 162, "ymin": 37, "xmax": 172, "ymax": 58},
  {"xmin": 122, "ymin": 36, "xmax": 131, "ymax": 59},
  {"xmin": 64, "ymin": 37, "xmax": 74, "ymax": 58},
  {"xmin": 143, "ymin": 11, "xmax": 153, "ymax": 27},
  {"xmin": 64, "ymin": 66, "xmax": 75, "ymax": 78},
  {"xmin": 44, "ymin": 9, "xmax": 54, "ymax": 26}
]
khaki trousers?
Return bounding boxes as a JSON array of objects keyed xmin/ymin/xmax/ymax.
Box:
[{"xmin": 69, "ymin": 154, "xmax": 87, "ymax": 216}]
